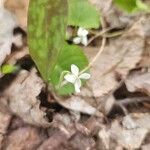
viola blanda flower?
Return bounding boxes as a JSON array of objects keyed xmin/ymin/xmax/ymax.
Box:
[
  {"xmin": 73, "ymin": 27, "xmax": 89, "ymax": 46},
  {"xmin": 64, "ymin": 64, "xmax": 91, "ymax": 93}
]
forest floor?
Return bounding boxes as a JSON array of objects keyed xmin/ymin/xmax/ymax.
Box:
[{"xmin": 0, "ymin": 0, "xmax": 150, "ymax": 149}]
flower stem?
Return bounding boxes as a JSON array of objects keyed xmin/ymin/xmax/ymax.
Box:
[{"xmin": 80, "ymin": 17, "xmax": 107, "ymax": 74}]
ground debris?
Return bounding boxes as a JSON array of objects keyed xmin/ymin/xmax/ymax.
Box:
[
  {"xmin": 109, "ymin": 120, "xmax": 148, "ymax": 149},
  {"xmin": 125, "ymin": 72, "xmax": 150, "ymax": 96},
  {"xmin": 2, "ymin": 126, "xmax": 46, "ymax": 150},
  {"xmin": 5, "ymin": 0, "xmax": 29, "ymax": 29},
  {"xmin": 2, "ymin": 68, "xmax": 50, "ymax": 127},
  {"xmin": 0, "ymin": 112, "xmax": 12, "ymax": 149},
  {"xmin": 0, "ymin": 0, "xmax": 149, "ymax": 149}
]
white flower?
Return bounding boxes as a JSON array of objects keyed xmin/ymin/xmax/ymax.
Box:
[
  {"xmin": 73, "ymin": 27, "xmax": 89, "ymax": 46},
  {"xmin": 64, "ymin": 64, "xmax": 91, "ymax": 93}
]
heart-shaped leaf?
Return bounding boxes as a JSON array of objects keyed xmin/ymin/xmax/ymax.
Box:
[
  {"xmin": 50, "ymin": 43, "xmax": 89, "ymax": 95},
  {"xmin": 68, "ymin": 0, "xmax": 100, "ymax": 29},
  {"xmin": 28, "ymin": 0, "xmax": 68, "ymax": 81}
]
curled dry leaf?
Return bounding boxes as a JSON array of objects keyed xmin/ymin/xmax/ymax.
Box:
[
  {"xmin": 125, "ymin": 72, "xmax": 150, "ymax": 96},
  {"xmin": 3, "ymin": 69, "xmax": 50, "ymax": 127}
]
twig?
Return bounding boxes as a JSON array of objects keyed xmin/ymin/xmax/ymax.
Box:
[
  {"xmin": 60, "ymin": 17, "xmax": 107, "ymax": 87},
  {"xmin": 80, "ymin": 17, "xmax": 107, "ymax": 74},
  {"xmin": 87, "ymin": 29, "xmax": 124, "ymax": 45},
  {"xmin": 102, "ymin": 30, "xmax": 125, "ymax": 38},
  {"xmin": 87, "ymin": 28, "xmax": 112, "ymax": 45},
  {"xmin": 116, "ymin": 97, "xmax": 150, "ymax": 106}
]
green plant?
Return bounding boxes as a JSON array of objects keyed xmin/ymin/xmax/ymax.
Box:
[
  {"xmin": 113, "ymin": 0, "xmax": 150, "ymax": 13},
  {"xmin": 28, "ymin": 0, "xmax": 100, "ymax": 95},
  {"xmin": 1, "ymin": 64, "xmax": 18, "ymax": 74}
]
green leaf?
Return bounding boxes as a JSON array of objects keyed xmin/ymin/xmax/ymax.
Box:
[
  {"xmin": 113, "ymin": 0, "xmax": 150, "ymax": 13},
  {"xmin": 50, "ymin": 43, "xmax": 89, "ymax": 95},
  {"xmin": 114, "ymin": 0, "xmax": 137, "ymax": 13},
  {"xmin": 28, "ymin": 0, "xmax": 68, "ymax": 81},
  {"xmin": 1, "ymin": 64, "xmax": 18, "ymax": 74},
  {"xmin": 136, "ymin": 0, "xmax": 150, "ymax": 12},
  {"xmin": 68, "ymin": 0, "xmax": 100, "ymax": 29}
]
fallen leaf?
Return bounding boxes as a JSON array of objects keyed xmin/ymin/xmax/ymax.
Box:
[
  {"xmin": 3, "ymin": 68, "xmax": 50, "ymax": 127},
  {"xmin": 55, "ymin": 96, "xmax": 102, "ymax": 117},
  {"xmin": 98, "ymin": 128, "xmax": 110, "ymax": 149},
  {"xmin": 142, "ymin": 143, "xmax": 150, "ymax": 150},
  {"xmin": 37, "ymin": 130, "xmax": 67, "ymax": 150},
  {"xmin": 122, "ymin": 113, "xmax": 150, "ymax": 131},
  {"xmin": 3, "ymin": 127, "xmax": 46, "ymax": 150},
  {"xmin": 110, "ymin": 120, "xmax": 148, "ymax": 149},
  {"xmin": 5, "ymin": 0, "xmax": 29, "ymax": 29},
  {"xmin": 0, "ymin": 112, "xmax": 11, "ymax": 134},
  {"xmin": 68, "ymin": 132, "xmax": 95, "ymax": 150},
  {"xmin": 0, "ymin": 112, "xmax": 12, "ymax": 149},
  {"xmin": 125, "ymin": 72, "xmax": 150, "ymax": 96}
]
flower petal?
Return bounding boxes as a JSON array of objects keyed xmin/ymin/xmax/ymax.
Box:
[
  {"xmin": 79, "ymin": 73, "xmax": 91, "ymax": 80},
  {"xmin": 71, "ymin": 64, "xmax": 79, "ymax": 76},
  {"xmin": 74, "ymin": 79, "xmax": 81, "ymax": 93},
  {"xmin": 73, "ymin": 37, "xmax": 81, "ymax": 44},
  {"xmin": 78, "ymin": 27, "xmax": 88, "ymax": 37},
  {"xmin": 81, "ymin": 36, "xmax": 88, "ymax": 46},
  {"xmin": 64, "ymin": 74, "xmax": 76, "ymax": 83}
]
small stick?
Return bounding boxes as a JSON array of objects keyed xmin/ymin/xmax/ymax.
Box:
[
  {"xmin": 116, "ymin": 97, "xmax": 150, "ymax": 106},
  {"xmin": 80, "ymin": 17, "xmax": 107, "ymax": 74}
]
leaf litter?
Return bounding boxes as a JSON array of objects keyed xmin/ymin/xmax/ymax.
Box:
[{"xmin": 0, "ymin": 0, "xmax": 149, "ymax": 149}]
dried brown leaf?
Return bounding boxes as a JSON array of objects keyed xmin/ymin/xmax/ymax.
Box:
[
  {"xmin": 110, "ymin": 120, "xmax": 148, "ymax": 149},
  {"xmin": 0, "ymin": 112, "xmax": 12, "ymax": 149},
  {"xmin": 5, "ymin": 0, "xmax": 29, "ymax": 29},
  {"xmin": 3, "ymin": 69, "xmax": 50, "ymax": 127},
  {"xmin": 68, "ymin": 132, "xmax": 95, "ymax": 150},
  {"xmin": 122, "ymin": 113, "xmax": 150, "ymax": 131},
  {"xmin": 125, "ymin": 72, "xmax": 150, "ymax": 96},
  {"xmin": 37, "ymin": 131, "xmax": 67, "ymax": 150},
  {"xmin": 3, "ymin": 127, "xmax": 46, "ymax": 150},
  {"xmin": 142, "ymin": 143, "xmax": 150, "ymax": 150},
  {"xmin": 55, "ymin": 96, "xmax": 102, "ymax": 117}
]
